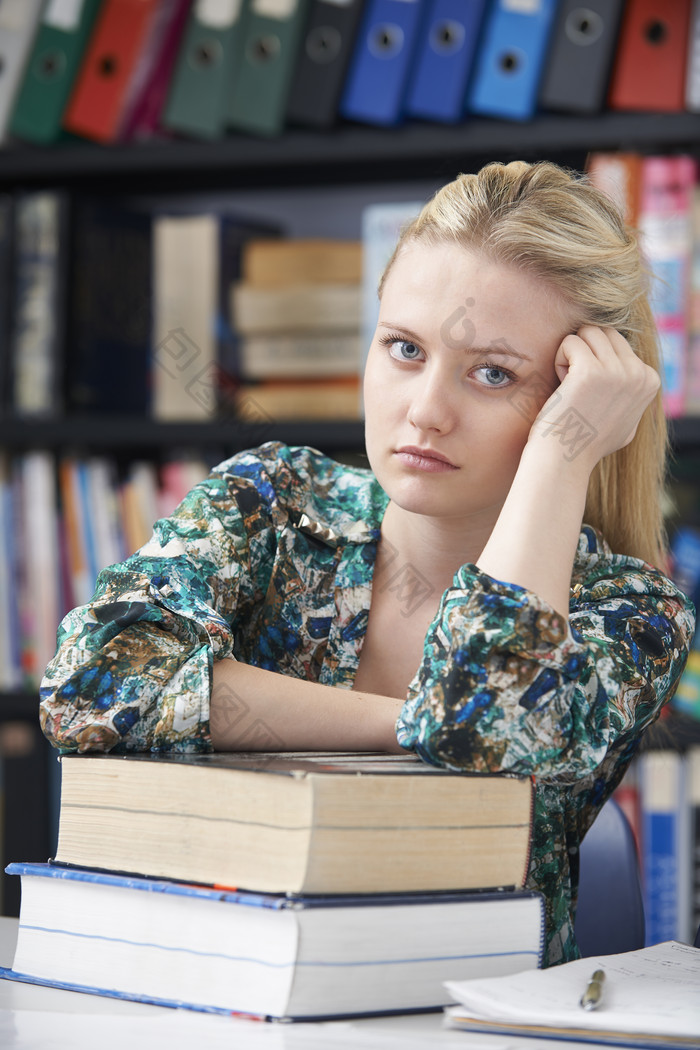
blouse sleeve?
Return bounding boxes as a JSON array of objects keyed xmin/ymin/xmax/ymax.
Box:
[
  {"xmin": 396, "ymin": 550, "xmax": 696, "ymax": 783},
  {"xmin": 39, "ymin": 465, "xmax": 273, "ymax": 755}
]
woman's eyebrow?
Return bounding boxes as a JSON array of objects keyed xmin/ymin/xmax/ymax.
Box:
[{"xmin": 378, "ymin": 322, "xmax": 533, "ymax": 363}]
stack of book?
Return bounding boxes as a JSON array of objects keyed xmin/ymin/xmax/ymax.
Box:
[
  {"xmin": 2, "ymin": 751, "xmax": 545, "ymax": 1020},
  {"xmin": 230, "ymin": 239, "xmax": 365, "ymax": 423}
]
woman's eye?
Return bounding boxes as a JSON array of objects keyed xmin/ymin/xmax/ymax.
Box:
[
  {"xmin": 473, "ymin": 365, "xmax": 514, "ymax": 387},
  {"xmin": 390, "ymin": 340, "xmax": 423, "ymax": 362}
]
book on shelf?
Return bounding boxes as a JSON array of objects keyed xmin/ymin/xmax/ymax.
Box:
[
  {"xmin": 1, "ymin": 862, "xmax": 546, "ymax": 1021},
  {"xmin": 9, "ymin": 0, "xmax": 104, "ymax": 146},
  {"xmin": 116, "ymin": 0, "xmax": 192, "ymax": 142},
  {"xmin": 0, "ymin": 454, "xmax": 21, "ymax": 691},
  {"xmin": 19, "ymin": 451, "xmax": 61, "ymax": 690},
  {"xmin": 241, "ymin": 237, "xmax": 363, "ymax": 287},
  {"xmin": 286, "ymin": 0, "xmax": 367, "ymax": 130},
  {"xmin": 238, "ymin": 332, "xmax": 364, "ymax": 380},
  {"xmin": 538, "ymin": 0, "xmax": 626, "ymax": 115},
  {"xmin": 118, "ymin": 459, "xmax": 160, "ymax": 556},
  {"xmin": 0, "ymin": 449, "xmax": 215, "ymax": 689},
  {"xmin": 0, "ymin": 193, "xmax": 14, "ymax": 416},
  {"xmin": 608, "ymin": 0, "xmax": 693, "ymax": 114},
  {"xmin": 231, "ymin": 237, "xmax": 365, "ymax": 416},
  {"xmin": 226, "ymin": 0, "xmax": 312, "ymax": 137},
  {"xmin": 10, "ymin": 190, "xmax": 71, "ymax": 418},
  {"xmin": 686, "ymin": 180, "xmax": 700, "ymax": 416},
  {"xmin": 66, "ymin": 197, "xmax": 152, "ymax": 416},
  {"xmin": 689, "ymin": 746, "xmax": 700, "ymax": 944},
  {"xmin": 586, "ymin": 150, "xmax": 643, "ymax": 227},
  {"xmin": 152, "ymin": 209, "xmax": 282, "ymax": 421},
  {"xmin": 639, "ymin": 748, "xmax": 692, "ymax": 946},
  {"xmin": 638, "ymin": 154, "xmax": 696, "ymax": 420},
  {"xmin": 361, "ymin": 200, "xmax": 423, "ymax": 364},
  {"xmin": 52, "ymin": 751, "xmax": 535, "ymax": 895},
  {"xmin": 234, "ymin": 376, "xmax": 362, "ymax": 421},
  {"xmin": 444, "ymin": 939, "xmax": 700, "ymax": 1049},
  {"xmin": 61, "ymin": 0, "xmax": 168, "ymax": 144},
  {"xmin": 152, "ymin": 211, "xmax": 219, "ymax": 421},
  {"xmin": 230, "ymin": 280, "xmax": 363, "ymax": 335},
  {"xmin": 0, "ymin": 0, "xmax": 45, "ymax": 144},
  {"xmin": 688, "ymin": 0, "xmax": 700, "ymax": 113},
  {"xmin": 161, "ymin": 0, "xmax": 247, "ymax": 141}
]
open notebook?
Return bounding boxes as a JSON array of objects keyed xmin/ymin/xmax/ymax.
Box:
[{"xmin": 444, "ymin": 940, "xmax": 700, "ymax": 1049}]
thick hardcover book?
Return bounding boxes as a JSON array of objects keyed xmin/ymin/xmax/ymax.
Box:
[
  {"xmin": 53, "ymin": 751, "xmax": 535, "ymax": 894},
  {"xmin": 2, "ymin": 861, "xmax": 545, "ymax": 1021}
]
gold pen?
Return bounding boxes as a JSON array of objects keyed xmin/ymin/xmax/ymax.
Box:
[{"xmin": 580, "ymin": 968, "xmax": 605, "ymax": 1010}]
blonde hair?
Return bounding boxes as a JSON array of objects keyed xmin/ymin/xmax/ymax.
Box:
[{"xmin": 380, "ymin": 160, "xmax": 669, "ymax": 569}]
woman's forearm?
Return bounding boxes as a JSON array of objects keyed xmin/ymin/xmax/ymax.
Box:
[
  {"xmin": 210, "ymin": 658, "xmax": 406, "ymax": 753},
  {"xmin": 476, "ymin": 437, "xmax": 591, "ymax": 618}
]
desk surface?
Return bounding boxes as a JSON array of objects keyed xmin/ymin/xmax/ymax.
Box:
[{"xmin": 0, "ymin": 916, "xmax": 632, "ymax": 1050}]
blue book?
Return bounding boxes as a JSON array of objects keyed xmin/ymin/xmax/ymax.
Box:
[
  {"xmin": 467, "ymin": 0, "xmax": 558, "ymax": 121},
  {"xmin": 2, "ymin": 862, "xmax": 545, "ymax": 1020},
  {"xmin": 640, "ymin": 751, "xmax": 690, "ymax": 946},
  {"xmin": 405, "ymin": 0, "xmax": 488, "ymax": 123},
  {"xmin": 340, "ymin": 0, "xmax": 429, "ymax": 125}
]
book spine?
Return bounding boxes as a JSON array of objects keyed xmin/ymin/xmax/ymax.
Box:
[
  {"xmin": 640, "ymin": 749, "xmax": 689, "ymax": 945},
  {"xmin": 638, "ymin": 155, "xmax": 696, "ymax": 419},
  {"xmin": 10, "ymin": 191, "xmax": 69, "ymax": 417},
  {"xmin": 687, "ymin": 746, "xmax": 700, "ymax": 946}
]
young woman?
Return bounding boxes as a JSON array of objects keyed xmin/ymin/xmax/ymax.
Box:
[{"xmin": 40, "ymin": 160, "xmax": 695, "ymax": 967}]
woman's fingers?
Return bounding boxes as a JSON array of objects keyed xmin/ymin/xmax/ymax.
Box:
[{"xmin": 531, "ymin": 326, "xmax": 660, "ymax": 467}]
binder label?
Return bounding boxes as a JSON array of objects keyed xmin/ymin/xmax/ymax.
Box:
[
  {"xmin": 503, "ymin": 0, "xmax": 542, "ymax": 12},
  {"xmin": 252, "ymin": 0, "xmax": 298, "ymax": 17},
  {"xmin": 45, "ymin": 0, "xmax": 85, "ymax": 30},
  {"xmin": 195, "ymin": 0, "xmax": 243, "ymax": 27}
]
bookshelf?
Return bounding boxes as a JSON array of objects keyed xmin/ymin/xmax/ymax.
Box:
[
  {"xmin": 2, "ymin": 109, "xmax": 700, "ymax": 918},
  {"xmin": 0, "ymin": 112, "xmax": 699, "ymax": 191}
]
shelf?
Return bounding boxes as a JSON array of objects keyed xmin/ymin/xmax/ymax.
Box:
[
  {"xmin": 0, "ymin": 691, "xmax": 40, "ymax": 720},
  {"xmin": 0, "ymin": 112, "xmax": 699, "ymax": 192},
  {"xmin": 0, "ymin": 416, "xmax": 366, "ymax": 454},
  {"xmin": 1, "ymin": 415, "xmax": 699, "ymax": 453}
]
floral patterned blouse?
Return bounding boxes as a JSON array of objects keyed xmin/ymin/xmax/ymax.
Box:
[{"xmin": 39, "ymin": 443, "xmax": 695, "ymax": 968}]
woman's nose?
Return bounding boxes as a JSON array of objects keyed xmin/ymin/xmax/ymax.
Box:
[{"xmin": 407, "ymin": 369, "xmax": 456, "ymax": 433}]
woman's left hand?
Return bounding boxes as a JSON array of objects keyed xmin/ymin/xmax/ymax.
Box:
[{"xmin": 528, "ymin": 326, "xmax": 660, "ymax": 472}]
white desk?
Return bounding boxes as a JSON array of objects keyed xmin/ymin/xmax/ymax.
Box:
[{"xmin": 0, "ymin": 916, "xmax": 628, "ymax": 1050}]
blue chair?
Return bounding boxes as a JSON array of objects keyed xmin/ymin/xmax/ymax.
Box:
[{"xmin": 575, "ymin": 797, "xmax": 645, "ymax": 957}]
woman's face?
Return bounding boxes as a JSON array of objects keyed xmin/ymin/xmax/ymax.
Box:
[{"xmin": 363, "ymin": 241, "xmax": 576, "ymax": 528}]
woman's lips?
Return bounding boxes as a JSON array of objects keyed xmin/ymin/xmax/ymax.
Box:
[{"xmin": 395, "ymin": 446, "xmax": 458, "ymax": 473}]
